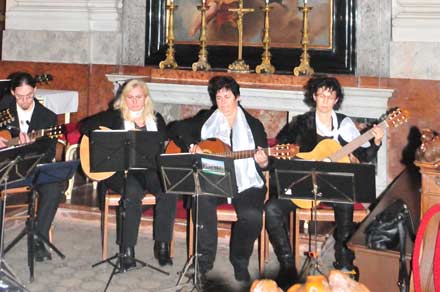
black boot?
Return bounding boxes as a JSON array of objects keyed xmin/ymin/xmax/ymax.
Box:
[
  {"xmin": 120, "ymin": 246, "xmax": 136, "ymax": 271},
  {"xmin": 34, "ymin": 238, "xmax": 52, "ymax": 262},
  {"xmin": 154, "ymin": 241, "xmax": 173, "ymax": 266},
  {"xmin": 333, "ymin": 204, "xmax": 358, "ymax": 280},
  {"xmin": 267, "ymin": 226, "xmax": 298, "ymax": 289}
]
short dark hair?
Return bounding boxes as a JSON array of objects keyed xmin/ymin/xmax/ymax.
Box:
[
  {"xmin": 9, "ymin": 72, "xmax": 37, "ymax": 91},
  {"xmin": 208, "ymin": 75, "xmax": 240, "ymax": 107},
  {"xmin": 303, "ymin": 75, "xmax": 344, "ymax": 110}
]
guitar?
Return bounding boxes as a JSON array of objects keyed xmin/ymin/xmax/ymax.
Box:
[
  {"xmin": 166, "ymin": 138, "xmax": 299, "ymax": 160},
  {"xmin": 80, "ymin": 127, "xmax": 116, "ymax": 182},
  {"xmin": 291, "ymin": 107, "xmax": 410, "ymax": 209},
  {"xmin": 0, "ymin": 108, "xmax": 15, "ymax": 128},
  {"xmin": 0, "ymin": 124, "xmax": 65, "ymax": 148}
]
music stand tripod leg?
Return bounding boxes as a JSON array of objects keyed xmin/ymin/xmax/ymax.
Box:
[
  {"xmin": 175, "ymin": 172, "xmax": 204, "ymax": 292},
  {"xmin": 298, "ymin": 173, "xmax": 325, "ymax": 280},
  {"xmin": 0, "ymin": 191, "xmax": 29, "ymax": 291}
]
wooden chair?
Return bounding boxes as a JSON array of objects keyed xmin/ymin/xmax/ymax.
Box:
[
  {"xmin": 64, "ymin": 143, "xmax": 79, "ymax": 200},
  {"xmin": 290, "ymin": 204, "xmax": 369, "ymax": 270},
  {"xmin": 64, "ymin": 143, "xmax": 97, "ymax": 200},
  {"xmin": 188, "ymin": 172, "xmax": 269, "ymax": 275},
  {"xmin": 101, "ymin": 192, "xmax": 174, "ymax": 260}
]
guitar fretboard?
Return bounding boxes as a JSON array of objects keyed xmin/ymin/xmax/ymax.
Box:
[
  {"xmin": 329, "ymin": 120, "xmax": 387, "ymax": 162},
  {"xmin": 219, "ymin": 148, "xmax": 267, "ymax": 159}
]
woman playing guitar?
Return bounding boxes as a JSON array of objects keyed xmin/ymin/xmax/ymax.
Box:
[
  {"xmin": 79, "ymin": 79, "xmax": 176, "ymax": 269},
  {"xmin": 265, "ymin": 76, "xmax": 384, "ymax": 289}
]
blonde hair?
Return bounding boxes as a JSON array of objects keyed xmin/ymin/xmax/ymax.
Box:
[{"xmin": 113, "ymin": 79, "xmax": 156, "ymax": 123}]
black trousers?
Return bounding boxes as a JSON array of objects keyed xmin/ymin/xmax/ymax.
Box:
[
  {"xmin": 35, "ymin": 182, "xmax": 64, "ymax": 240},
  {"xmin": 104, "ymin": 170, "xmax": 177, "ymax": 248},
  {"xmin": 194, "ymin": 185, "xmax": 266, "ymax": 273},
  {"xmin": 265, "ymin": 197, "xmax": 354, "ymax": 266}
]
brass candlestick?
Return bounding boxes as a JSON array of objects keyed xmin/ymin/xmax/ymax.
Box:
[
  {"xmin": 228, "ymin": 0, "xmax": 254, "ymax": 73},
  {"xmin": 159, "ymin": 1, "xmax": 178, "ymax": 69},
  {"xmin": 293, "ymin": 3, "xmax": 314, "ymax": 76},
  {"xmin": 256, "ymin": 3, "xmax": 275, "ymax": 74},
  {"xmin": 192, "ymin": 1, "xmax": 211, "ymax": 71}
]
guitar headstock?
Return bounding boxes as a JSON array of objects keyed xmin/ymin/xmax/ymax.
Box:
[
  {"xmin": 384, "ymin": 107, "xmax": 410, "ymax": 128},
  {"xmin": 270, "ymin": 143, "xmax": 299, "ymax": 159},
  {"xmin": 44, "ymin": 124, "xmax": 66, "ymax": 139},
  {"xmin": 0, "ymin": 108, "xmax": 15, "ymax": 127},
  {"xmin": 35, "ymin": 74, "xmax": 53, "ymax": 84}
]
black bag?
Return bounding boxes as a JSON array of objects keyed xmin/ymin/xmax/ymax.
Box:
[
  {"xmin": 365, "ymin": 199, "xmax": 415, "ymax": 292},
  {"xmin": 365, "ymin": 199, "xmax": 414, "ymax": 250}
]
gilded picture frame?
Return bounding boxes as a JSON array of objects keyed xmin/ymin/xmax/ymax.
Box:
[{"xmin": 145, "ymin": 0, "xmax": 355, "ymax": 74}]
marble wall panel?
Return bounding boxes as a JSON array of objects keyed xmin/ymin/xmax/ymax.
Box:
[
  {"xmin": 2, "ymin": 31, "xmax": 90, "ymax": 64},
  {"xmin": 390, "ymin": 42, "xmax": 440, "ymax": 80},
  {"xmin": 356, "ymin": 0, "xmax": 391, "ymax": 77},
  {"xmin": 121, "ymin": 0, "xmax": 146, "ymax": 66}
]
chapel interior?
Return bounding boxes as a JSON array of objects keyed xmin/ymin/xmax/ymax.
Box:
[{"xmin": 0, "ymin": 1, "xmax": 439, "ymax": 292}]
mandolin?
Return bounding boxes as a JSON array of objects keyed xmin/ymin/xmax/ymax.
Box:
[
  {"xmin": 166, "ymin": 138, "xmax": 299, "ymax": 160},
  {"xmin": 0, "ymin": 124, "xmax": 65, "ymax": 148},
  {"xmin": 291, "ymin": 107, "xmax": 410, "ymax": 209}
]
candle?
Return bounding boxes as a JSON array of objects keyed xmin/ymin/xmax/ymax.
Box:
[
  {"xmin": 265, "ymin": 0, "xmax": 269, "ymax": 4},
  {"xmin": 202, "ymin": 0, "xmax": 206, "ymax": 4},
  {"xmin": 304, "ymin": 0, "xmax": 308, "ymax": 4}
]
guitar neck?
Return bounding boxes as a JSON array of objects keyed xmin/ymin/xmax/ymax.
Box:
[
  {"xmin": 6, "ymin": 130, "xmax": 46, "ymax": 147},
  {"xmin": 220, "ymin": 148, "xmax": 269, "ymax": 159},
  {"xmin": 329, "ymin": 121, "xmax": 386, "ymax": 162}
]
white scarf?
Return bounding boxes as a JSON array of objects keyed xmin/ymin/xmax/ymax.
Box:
[
  {"xmin": 124, "ymin": 110, "xmax": 158, "ymax": 131},
  {"xmin": 201, "ymin": 108, "xmax": 264, "ymax": 193},
  {"xmin": 315, "ymin": 111, "xmax": 370, "ymax": 147}
]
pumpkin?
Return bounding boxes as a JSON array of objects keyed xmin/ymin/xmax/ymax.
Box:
[{"xmin": 250, "ymin": 279, "xmax": 283, "ymax": 292}]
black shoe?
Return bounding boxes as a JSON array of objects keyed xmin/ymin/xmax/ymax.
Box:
[
  {"xmin": 34, "ymin": 240, "xmax": 52, "ymax": 262},
  {"xmin": 233, "ymin": 266, "xmax": 251, "ymax": 283},
  {"xmin": 121, "ymin": 246, "xmax": 136, "ymax": 271},
  {"xmin": 154, "ymin": 241, "xmax": 173, "ymax": 266},
  {"xmin": 276, "ymin": 264, "xmax": 299, "ymax": 290}
]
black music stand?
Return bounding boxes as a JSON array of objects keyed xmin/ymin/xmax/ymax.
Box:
[
  {"xmin": 0, "ymin": 140, "xmax": 51, "ymax": 291},
  {"xmin": 273, "ymin": 159, "xmax": 376, "ymax": 279},
  {"xmin": 88, "ymin": 130, "xmax": 167, "ymax": 292},
  {"xmin": 4, "ymin": 160, "xmax": 79, "ymax": 281},
  {"xmin": 159, "ymin": 153, "xmax": 237, "ymax": 291}
]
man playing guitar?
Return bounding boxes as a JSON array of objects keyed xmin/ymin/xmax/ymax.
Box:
[{"xmin": 0, "ymin": 71, "xmax": 64, "ymax": 262}]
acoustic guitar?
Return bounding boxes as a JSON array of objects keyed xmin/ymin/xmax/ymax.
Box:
[
  {"xmin": 0, "ymin": 124, "xmax": 65, "ymax": 148},
  {"xmin": 79, "ymin": 127, "xmax": 116, "ymax": 182},
  {"xmin": 291, "ymin": 107, "xmax": 410, "ymax": 209},
  {"xmin": 166, "ymin": 138, "xmax": 299, "ymax": 160}
]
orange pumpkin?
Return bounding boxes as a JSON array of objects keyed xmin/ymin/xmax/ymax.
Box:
[{"xmin": 250, "ymin": 279, "xmax": 283, "ymax": 292}]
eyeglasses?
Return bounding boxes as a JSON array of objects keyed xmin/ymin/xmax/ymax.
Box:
[
  {"xmin": 15, "ymin": 93, "xmax": 34, "ymax": 100},
  {"xmin": 315, "ymin": 93, "xmax": 337, "ymax": 101}
]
